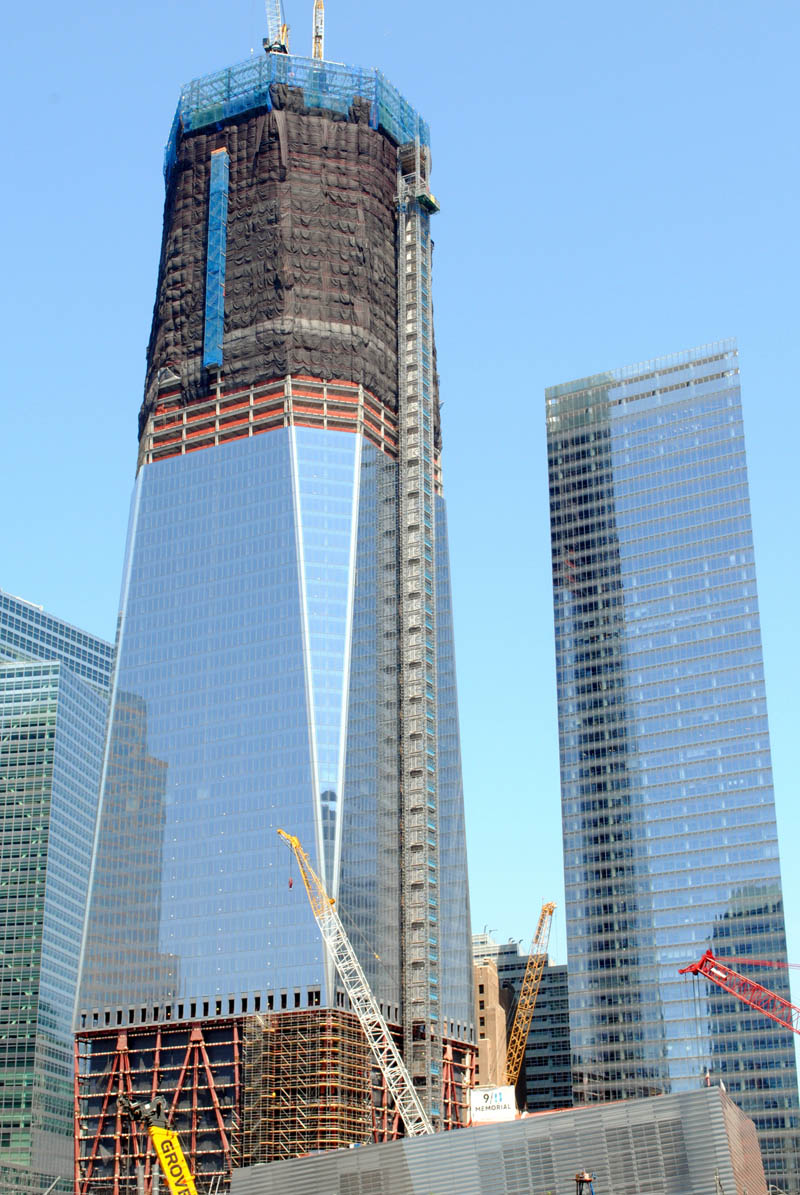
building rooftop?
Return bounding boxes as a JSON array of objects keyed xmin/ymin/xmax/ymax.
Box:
[
  {"xmin": 0, "ymin": 588, "xmax": 113, "ymax": 692},
  {"xmin": 166, "ymin": 51, "xmax": 430, "ymax": 183}
]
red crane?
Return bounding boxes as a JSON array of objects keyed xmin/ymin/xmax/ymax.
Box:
[{"xmin": 679, "ymin": 950, "xmax": 800, "ymax": 1036}]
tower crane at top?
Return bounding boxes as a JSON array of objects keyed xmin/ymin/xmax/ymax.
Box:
[
  {"xmin": 263, "ymin": 0, "xmax": 289, "ymax": 53},
  {"xmin": 505, "ymin": 901, "xmax": 556, "ymax": 1087},
  {"xmin": 312, "ymin": 0, "xmax": 325, "ymax": 58}
]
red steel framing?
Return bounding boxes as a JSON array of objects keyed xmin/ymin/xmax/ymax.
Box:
[
  {"xmin": 75, "ymin": 1016, "xmax": 475, "ymax": 1192},
  {"xmin": 75, "ymin": 1019, "xmax": 240, "ymax": 1194}
]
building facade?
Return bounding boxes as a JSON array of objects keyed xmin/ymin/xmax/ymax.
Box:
[
  {"xmin": 546, "ymin": 341, "xmax": 799, "ymax": 1186},
  {"xmin": 0, "ymin": 591, "xmax": 112, "ymax": 1195},
  {"xmin": 74, "ymin": 50, "xmax": 473, "ymax": 1190},
  {"xmin": 472, "ymin": 955, "xmax": 508, "ymax": 1089},
  {"xmin": 231, "ymin": 1086, "xmax": 768, "ymax": 1195},
  {"xmin": 471, "ymin": 934, "xmax": 572, "ymax": 1112}
]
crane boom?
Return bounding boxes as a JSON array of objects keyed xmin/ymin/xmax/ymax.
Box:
[
  {"xmin": 312, "ymin": 0, "xmax": 324, "ymax": 59},
  {"xmin": 118, "ymin": 1095, "xmax": 198, "ymax": 1195},
  {"xmin": 679, "ymin": 950, "xmax": 800, "ymax": 1036},
  {"xmin": 264, "ymin": 0, "xmax": 289, "ymax": 52},
  {"xmin": 505, "ymin": 901, "xmax": 556, "ymax": 1086},
  {"xmin": 277, "ymin": 830, "xmax": 434, "ymax": 1136}
]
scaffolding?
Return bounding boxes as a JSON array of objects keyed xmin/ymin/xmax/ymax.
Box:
[
  {"xmin": 165, "ymin": 53, "xmax": 429, "ymax": 184},
  {"xmin": 395, "ymin": 135, "xmax": 442, "ymax": 1125},
  {"xmin": 139, "ymin": 375, "xmax": 398, "ymax": 469},
  {"xmin": 240, "ymin": 1009, "xmax": 371, "ymax": 1163},
  {"xmin": 76, "ymin": 1015, "xmax": 475, "ymax": 1191}
]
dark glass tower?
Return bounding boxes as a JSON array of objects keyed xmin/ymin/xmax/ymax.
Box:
[
  {"xmin": 0, "ymin": 591, "xmax": 112, "ymax": 1195},
  {"xmin": 546, "ymin": 341, "xmax": 799, "ymax": 1186},
  {"xmin": 75, "ymin": 50, "xmax": 473, "ymax": 1182}
]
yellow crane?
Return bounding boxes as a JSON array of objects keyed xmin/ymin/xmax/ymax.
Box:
[
  {"xmin": 118, "ymin": 1095, "xmax": 198, "ymax": 1195},
  {"xmin": 505, "ymin": 901, "xmax": 557, "ymax": 1087},
  {"xmin": 278, "ymin": 829, "xmax": 434, "ymax": 1136},
  {"xmin": 312, "ymin": 0, "xmax": 324, "ymax": 59}
]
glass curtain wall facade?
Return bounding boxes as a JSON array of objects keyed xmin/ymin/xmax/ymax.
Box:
[
  {"xmin": 546, "ymin": 341, "xmax": 799, "ymax": 1187},
  {"xmin": 75, "ymin": 51, "xmax": 473, "ymax": 1145},
  {"xmin": 0, "ymin": 592, "xmax": 111, "ymax": 1195},
  {"xmin": 77, "ymin": 433, "xmax": 473, "ymax": 1032}
]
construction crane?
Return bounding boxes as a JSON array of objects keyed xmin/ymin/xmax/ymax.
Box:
[
  {"xmin": 277, "ymin": 829, "xmax": 434, "ymax": 1137},
  {"xmin": 118, "ymin": 1094, "xmax": 198, "ymax": 1195},
  {"xmin": 263, "ymin": 0, "xmax": 289, "ymax": 53},
  {"xmin": 312, "ymin": 0, "xmax": 324, "ymax": 59},
  {"xmin": 679, "ymin": 950, "xmax": 800, "ymax": 1035},
  {"xmin": 505, "ymin": 901, "xmax": 557, "ymax": 1087}
]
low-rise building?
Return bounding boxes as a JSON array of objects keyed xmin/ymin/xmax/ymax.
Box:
[{"xmin": 231, "ymin": 1086, "xmax": 768, "ymax": 1195}]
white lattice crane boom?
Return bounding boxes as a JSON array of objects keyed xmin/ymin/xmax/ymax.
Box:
[
  {"xmin": 278, "ymin": 829, "xmax": 434, "ymax": 1137},
  {"xmin": 505, "ymin": 901, "xmax": 557, "ymax": 1087},
  {"xmin": 264, "ymin": 0, "xmax": 289, "ymax": 52}
]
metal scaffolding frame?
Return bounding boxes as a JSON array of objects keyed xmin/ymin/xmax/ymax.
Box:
[
  {"xmin": 74, "ymin": 1021, "xmax": 240, "ymax": 1194},
  {"xmin": 241, "ymin": 1010, "xmax": 372, "ymax": 1163},
  {"xmin": 395, "ymin": 135, "xmax": 442, "ymax": 1125},
  {"xmin": 76, "ymin": 1017, "xmax": 475, "ymax": 1191}
]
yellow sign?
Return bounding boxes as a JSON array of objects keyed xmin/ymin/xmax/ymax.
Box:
[{"xmin": 149, "ymin": 1126, "xmax": 199, "ymax": 1195}]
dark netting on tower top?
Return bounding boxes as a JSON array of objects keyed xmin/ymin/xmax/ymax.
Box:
[{"xmin": 142, "ymin": 79, "xmax": 404, "ymax": 437}]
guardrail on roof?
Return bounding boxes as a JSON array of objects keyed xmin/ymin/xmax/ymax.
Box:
[{"xmin": 164, "ymin": 52, "xmax": 429, "ymax": 183}]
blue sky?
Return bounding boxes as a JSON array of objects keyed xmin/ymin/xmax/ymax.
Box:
[{"xmin": 3, "ymin": 0, "xmax": 799, "ymax": 994}]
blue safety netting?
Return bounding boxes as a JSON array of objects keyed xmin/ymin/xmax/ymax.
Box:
[
  {"xmin": 202, "ymin": 148, "xmax": 230, "ymax": 370},
  {"xmin": 164, "ymin": 52, "xmax": 428, "ymax": 183}
]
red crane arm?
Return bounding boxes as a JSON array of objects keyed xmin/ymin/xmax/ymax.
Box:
[{"xmin": 679, "ymin": 950, "xmax": 800, "ymax": 1036}]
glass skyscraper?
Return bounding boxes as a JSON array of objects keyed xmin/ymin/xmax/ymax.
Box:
[
  {"xmin": 546, "ymin": 341, "xmax": 799, "ymax": 1186},
  {"xmin": 77, "ymin": 432, "xmax": 470, "ymax": 1034},
  {"xmin": 74, "ymin": 49, "xmax": 473, "ymax": 1184},
  {"xmin": 0, "ymin": 590, "xmax": 112, "ymax": 1195}
]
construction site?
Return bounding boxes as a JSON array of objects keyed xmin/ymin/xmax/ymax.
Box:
[
  {"xmin": 76, "ymin": 839, "xmax": 474, "ymax": 1190},
  {"xmin": 66, "ymin": 4, "xmax": 799, "ymax": 1195},
  {"xmin": 75, "ymin": 1011, "xmax": 474, "ymax": 1189},
  {"xmin": 73, "ymin": 4, "xmax": 476, "ymax": 1189}
]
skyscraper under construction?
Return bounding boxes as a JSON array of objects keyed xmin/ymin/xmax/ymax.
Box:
[{"xmin": 74, "ymin": 46, "xmax": 474, "ymax": 1191}]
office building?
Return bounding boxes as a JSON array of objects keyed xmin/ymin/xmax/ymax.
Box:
[
  {"xmin": 471, "ymin": 933, "xmax": 572, "ymax": 1112},
  {"xmin": 546, "ymin": 341, "xmax": 799, "ymax": 1186},
  {"xmin": 231, "ymin": 1086, "xmax": 768, "ymax": 1195},
  {"xmin": 74, "ymin": 48, "xmax": 474, "ymax": 1188},
  {"xmin": 472, "ymin": 955, "xmax": 507, "ymax": 1088},
  {"xmin": 0, "ymin": 590, "xmax": 112, "ymax": 1195}
]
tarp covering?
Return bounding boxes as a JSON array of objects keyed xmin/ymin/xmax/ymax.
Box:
[
  {"xmin": 202, "ymin": 148, "xmax": 230, "ymax": 369},
  {"xmin": 142, "ymin": 85, "xmax": 402, "ymax": 435}
]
